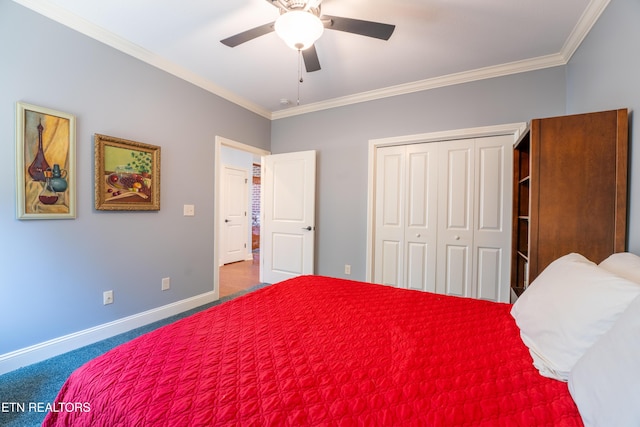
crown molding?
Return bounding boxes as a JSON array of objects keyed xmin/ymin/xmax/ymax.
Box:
[
  {"xmin": 271, "ymin": 53, "xmax": 567, "ymax": 120},
  {"xmin": 560, "ymin": 0, "xmax": 610, "ymax": 62},
  {"xmin": 14, "ymin": 0, "xmax": 610, "ymax": 121}
]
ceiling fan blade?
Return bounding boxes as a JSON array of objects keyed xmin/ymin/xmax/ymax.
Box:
[
  {"xmin": 302, "ymin": 45, "xmax": 321, "ymax": 72},
  {"xmin": 322, "ymin": 15, "xmax": 395, "ymax": 40},
  {"xmin": 220, "ymin": 22, "xmax": 275, "ymax": 47}
]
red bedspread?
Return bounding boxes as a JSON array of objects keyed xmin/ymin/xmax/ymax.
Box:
[{"xmin": 44, "ymin": 275, "xmax": 582, "ymax": 426}]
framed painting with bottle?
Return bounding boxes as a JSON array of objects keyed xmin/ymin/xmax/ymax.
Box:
[
  {"xmin": 16, "ymin": 102, "xmax": 76, "ymax": 220},
  {"xmin": 94, "ymin": 134, "xmax": 161, "ymax": 211}
]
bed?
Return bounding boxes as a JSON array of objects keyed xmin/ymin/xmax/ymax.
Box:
[{"xmin": 43, "ymin": 253, "xmax": 640, "ymax": 426}]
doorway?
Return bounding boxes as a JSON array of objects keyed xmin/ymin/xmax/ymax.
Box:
[
  {"xmin": 215, "ymin": 137, "xmax": 270, "ymax": 300},
  {"xmin": 220, "ymin": 162, "xmax": 261, "ymax": 298},
  {"xmin": 221, "ymin": 165, "xmax": 251, "ymax": 265},
  {"xmin": 214, "ymin": 137, "xmax": 317, "ymax": 299}
]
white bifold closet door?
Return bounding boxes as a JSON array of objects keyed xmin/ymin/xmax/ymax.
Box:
[
  {"xmin": 374, "ymin": 143, "xmax": 438, "ymax": 292},
  {"xmin": 374, "ymin": 135, "xmax": 512, "ymax": 302}
]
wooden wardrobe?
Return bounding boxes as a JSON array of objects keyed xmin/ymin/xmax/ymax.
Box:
[{"xmin": 511, "ymin": 109, "xmax": 629, "ymax": 296}]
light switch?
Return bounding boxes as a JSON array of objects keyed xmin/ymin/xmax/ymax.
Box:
[{"xmin": 183, "ymin": 204, "xmax": 195, "ymax": 216}]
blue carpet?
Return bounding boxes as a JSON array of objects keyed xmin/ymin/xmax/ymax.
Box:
[{"xmin": 0, "ymin": 284, "xmax": 267, "ymax": 427}]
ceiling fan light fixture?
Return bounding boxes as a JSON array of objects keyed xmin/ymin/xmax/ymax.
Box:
[{"xmin": 275, "ymin": 10, "xmax": 324, "ymax": 50}]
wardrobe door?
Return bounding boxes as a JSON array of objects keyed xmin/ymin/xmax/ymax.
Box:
[
  {"xmin": 529, "ymin": 110, "xmax": 628, "ymax": 280},
  {"xmin": 405, "ymin": 143, "xmax": 439, "ymax": 292},
  {"xmin": 374, "ymin": 145, "xmax": 406, "ymax": 287},
  {"xmin": 436, "ymin": 139, "xmax": 475, "ymax": 297}
]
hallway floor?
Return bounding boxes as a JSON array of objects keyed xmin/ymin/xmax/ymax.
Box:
[{"xmin": 219, "ymin": 252, "xmax": 260, "ymax": 298}]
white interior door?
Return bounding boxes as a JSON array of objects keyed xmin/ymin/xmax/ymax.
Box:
[
  {"xmin": 262, "ymin": 150, "xmax": 316, "ymax": 284},
  {"xmin": 222, "ymin": 165, "xmax": 249, "ymax": 265}
]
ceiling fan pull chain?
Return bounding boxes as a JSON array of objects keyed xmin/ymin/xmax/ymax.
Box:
[{"xmin": 297, "ymin": 49, "xmax": 303, "ymax": 105}]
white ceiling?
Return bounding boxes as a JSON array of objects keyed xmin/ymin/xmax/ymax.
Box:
[{"xmin": 16, "ymin": 0, "xmax": 609, "ymax": 119}]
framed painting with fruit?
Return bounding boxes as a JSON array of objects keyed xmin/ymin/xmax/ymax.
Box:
[
  {"xmin": 94, "ymin": 134, "xmax": 160, "ymax": 211},
  {"xmin": 16, "ymin": 102, "xmax": 76, "ymax": 220}
]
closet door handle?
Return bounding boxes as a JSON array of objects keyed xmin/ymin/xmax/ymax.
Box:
[
  {"xmin": 302, "ymin": 226, "xmax": 314, "ymax": 231},
  {"xmin": 454, "ymin": 235, "xmax": 460, "ymax": 240}
]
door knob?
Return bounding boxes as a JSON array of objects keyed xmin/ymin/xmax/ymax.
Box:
[
  {"xmin": 224, "ymin": 219, "xmax": 230, "ymax": 223},
  {"xmin": 302, "ymin": 226, "xmax": 313, "ymax": 231},
  {"xmin": 416, "ymin": 233, "xmax": 421, "ymax": 238},
  {"xmin": 454, "ymin": 235, "xmax": 460, "ymax": 240}
]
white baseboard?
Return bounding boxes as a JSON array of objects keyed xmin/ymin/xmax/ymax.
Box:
[{"xmin": 0, "ymin": 291, "xmax": 217, "ymax": 376}]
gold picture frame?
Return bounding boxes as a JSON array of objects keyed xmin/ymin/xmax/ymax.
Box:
[
  {"xmin": 94, "ymin": 134, "xmax": 160, "ymax": 211},
  {"xmin": 16, "ymin": 102, "xmax": 76, "ymax": 220}
]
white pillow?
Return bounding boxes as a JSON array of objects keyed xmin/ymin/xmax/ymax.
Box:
[
  {"xmin": 599, "ymin": 252, "xmax": 640, "ymax": 284},
  {"xmin": 510, "ymin": 253, "xmax": 640, "ymax": 381},
  {"xmin": 569, "ymin": 293, "xmax": 640, "ymax": 427}
]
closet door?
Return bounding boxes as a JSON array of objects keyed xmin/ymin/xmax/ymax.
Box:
[
  {"xmin": 436, "ymin": 140, "xmax": 475, "ymax": 297},
  {"xmin": 473, "ymin": 135, "xmax": 513, "ymax": 302},
  {"xmin": 374, "ymin": 143, "xmax": 438, "ymax": 290},
  {"xmin": 374, "ymin": 145, "xmax": 406, "ymax": 286},
  {"xmin": 374, "ymin": 136, "xmax": 512, "ymax": 302},
  {"xmin": 405, "ymin": 143, "xmax": 439, "ymax": 292}
]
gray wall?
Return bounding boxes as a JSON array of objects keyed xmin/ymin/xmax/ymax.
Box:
[
  {"xmin": 271, "ymin": 68, "xmax": 567, "ymax": 280},
  {"xmin": 0, "ymin": 1, "xmax": 270, "ymax": 354},
  {"xmin": 565, "ymin": 0, "xmax": 640, "ymax": 254}
]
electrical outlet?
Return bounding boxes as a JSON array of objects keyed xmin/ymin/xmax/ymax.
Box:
[
  {"xmin": 103, "ymin": 290, "xmax": 113, "ymax": 305},
  {"xmin": 344, "ymin": 264, "xmax": 351, "ymax": 275},
  {"xmin": 162, "ymin": 277, "xmax": 171, "ymax": 291}
]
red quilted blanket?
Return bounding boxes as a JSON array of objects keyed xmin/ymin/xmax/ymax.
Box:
[{"xmin": 44, "ymin": 275, "xmax": 582, "ymax": 426}]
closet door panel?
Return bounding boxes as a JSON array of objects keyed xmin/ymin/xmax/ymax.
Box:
[
  {"xmin": 405, "ymin": 143, "xmax": 438, "ymax": 292},
  {"xmin": 476, "ymin": 145, "xmax": 503, "ymax": 230},
  {"xmin": 476, "ymin": 247, "xmax": 501, "ymax": 301},
  {"xmin": 443, "ymin": 245, "xmax": 469, "ymax": 297},
  {"xmin": 406, "ymin": 242, "xmax": 428, "ymax": 291},
  {"xmin": 473, "ymin": 135, "xmax": 513, "ymax": 302},
  {"xmin": 437, "ymin": 140, "xmax": 474, "ymax": 296},
  {"xmin": 380, "ymin": 240, "xmax": 402, "ymax": 286},
  {"xmin": 380, "ymin": 152, "xmax": 403, "ymax": 227},
  {"xmin": 374, "ymin": 146, "xmax": 405, "ymax": 286},
  {"xmin": 446, "ymin": 150, "xmax": 471, "ymax": 229}
]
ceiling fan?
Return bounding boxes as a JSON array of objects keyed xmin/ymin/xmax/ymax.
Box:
[{"xmin": 220, "ymin": 0, "xmax": 396, "ymax": 72}]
